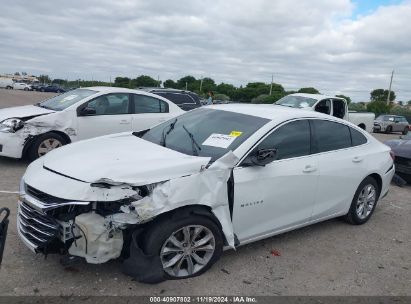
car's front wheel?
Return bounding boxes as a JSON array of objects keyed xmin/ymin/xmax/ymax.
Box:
[
  {"xmin": 343, "ymin": 176, "xmax": 380, "ymax": 225},
  {"xmin": 142, "ymin": 214, "xmax": 224, "ymax": 281},
  {"xmin": 385, "ymin": 126, "xmax": 392, "ymax": 134},
  {"xmin": 402, "ymin": 127, "xmax": 409, "ymax": 135},
  {"xmin": 27, "ymin": 133, "xmax": 67, "ymax": 161}
]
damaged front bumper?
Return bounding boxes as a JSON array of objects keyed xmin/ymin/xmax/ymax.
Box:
[
  {"xmin": 17, "ymin": 151, "xmax": 238, "ymax": 266},
  {"xmin": 0, "ymin": 131, "xmax": 25, "ymax": 158}
]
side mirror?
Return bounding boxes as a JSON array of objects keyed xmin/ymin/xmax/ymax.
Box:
[
  {"xmin": 80, "ymin": 107, "xmax": 96, "ymax": 116},
  {"xmin": 243, "ymin": 148, "xmax": 277, "ymax": 167}
]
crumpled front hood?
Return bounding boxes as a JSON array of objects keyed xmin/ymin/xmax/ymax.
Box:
[
  {"xmin": 0, "ymin": 105, "xmax": 55, "ymax": 122},
  {"xmin": 43, "ymin": 133, "xmax": 211, "ymax": 185},
  {"xmin": 384, "ymin": 139, "xmax": 411, "ymax": 159}
]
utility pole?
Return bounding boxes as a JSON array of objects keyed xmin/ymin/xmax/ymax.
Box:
[
  {"xmin": 185, "ymin": 82, "xmax": 188, "ymax": 91},
  {"xmin": 387, "ymin": 70, "xmax": 394, "ymax": 104},
  {"xmin": 269, "ymin": 74, "xmax": 274, "ymax": 95},
  {"xmin": 157, "ymin": 75, "xmax": 160, "ymax": 87},
  {"xmin": 200, "ymin": 77, "xmax": 203, "ymax": 92}
]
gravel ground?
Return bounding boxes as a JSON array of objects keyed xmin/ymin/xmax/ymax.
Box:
[{"xmin": 0, "ymin": 90, "xmax": 410, "ymax": 296}]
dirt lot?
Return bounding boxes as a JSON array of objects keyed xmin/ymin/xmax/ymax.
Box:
[{"xmin": 0, "ymin": 90, "xmax": 410, "ymax": 296}]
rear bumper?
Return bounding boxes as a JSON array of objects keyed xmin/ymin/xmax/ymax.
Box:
[
  {"xmin": 381, "ymin": 164, "xmax": 395, "ymax": 198},
  {"xmin": 0, "ymin": 132, "xmax": 25, "ymax": 158}
]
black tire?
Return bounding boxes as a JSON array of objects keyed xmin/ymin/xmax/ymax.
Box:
[
  {"xmin": 141, "ymin": 213, "xmax": 224, "ymax": 281},
  {"xmin": 343, "ymin": 176, "xmax": 380, "ymax": 225},
  {"xmin": 41, "ymin": 88, "xmax": 45, "ymax": 92},
  {"xmin": 24, "ymin": 87, "xmax": 28, "ymax": 91},
  {"xmin": 402, "ymin": 127, "xmax": 409, "ymax": 135},
  {"xmin": 27, "ymin": 132, "xmax": 67, "ymax": 161},
  {"xmin": 385, "ymin": 126, "xmax": 392, "ymax": 134}
]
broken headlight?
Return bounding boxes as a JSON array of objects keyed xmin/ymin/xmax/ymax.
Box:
[{"xmin": 0, "ymin": 118, "xmax": 24, "ymax": 133}]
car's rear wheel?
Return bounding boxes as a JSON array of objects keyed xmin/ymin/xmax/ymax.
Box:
[
  {"xmin": 141, "ymin": 214, "xmax": 223, "ymax": 281},
  {"xmin": 402, "ymin": 127, "xmax": 409, "ymax": 135},
  {"xmin": 343, "ymin": 176, "xmax": 380, "ymax": 225},
  {"xmin": 385, "ymin": 126, "xmax": 392, "ymax": 134},
  {"xmin": 27, "ymin": 133, "xmax": 67, "ymax": 161}
]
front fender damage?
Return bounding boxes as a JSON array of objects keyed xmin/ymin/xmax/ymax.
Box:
[
  {"xmin": 19, "ymin": 112, "xmax": 76, "ymax": 147},
  {"xmin": 67, "ymin": 151, "xmax": 239, "ymax": 266}
]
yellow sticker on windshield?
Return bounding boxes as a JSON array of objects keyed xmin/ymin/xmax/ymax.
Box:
[{"xmin": 230, "ymin": 131, "xmax": 243, "ymax": 137}]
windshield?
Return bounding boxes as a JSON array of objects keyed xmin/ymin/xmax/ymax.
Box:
[
  {"xmin": 36, "ymin": 89, "xmax": 97, "ymax": 111},
  {"xmin": 275, "ymin": 95, "xmax": 317, "ymax": 108},
  {"xmin": 376, "ymin": 115, "xmax": 394, "ymax": 122},
  {"xmin": 141, "ymin": 108, "xmax": 270, "ymax": 161}
]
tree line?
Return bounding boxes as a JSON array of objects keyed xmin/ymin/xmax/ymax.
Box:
[{"xmin": 38, "ymin": 73, "xmax": 411, "ymax": 119}]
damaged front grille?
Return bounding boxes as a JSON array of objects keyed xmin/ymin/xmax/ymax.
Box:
[
  {"xmin": 25, "ymin": 184, "xmax": 71, "ymax": 205},
  {"xmin": 18, "ymin": 201, "xmax": 59, "ymax": 251}
]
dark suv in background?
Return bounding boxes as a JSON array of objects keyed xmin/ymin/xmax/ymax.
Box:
[{"xmin": 138, "ymin": 88, "xmax": 201, "ymax": 111}]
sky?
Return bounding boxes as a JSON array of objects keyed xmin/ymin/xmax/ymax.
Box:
[{"xmin": 0, "ymin": 0, "xmax": 410, "ymax": 102}]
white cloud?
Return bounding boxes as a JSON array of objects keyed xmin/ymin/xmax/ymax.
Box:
[{"xmin": 0, "ymin": 0, "xmax": 410, "ymax": 101}]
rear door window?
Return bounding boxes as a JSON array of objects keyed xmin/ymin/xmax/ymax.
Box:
[
  {"xmin": 133, "ymin": 94, "xmax": 169, "ymax": 113},
  {"xmin": 312, "ymin": 120, "xmax": 351, "ymax": 153}
]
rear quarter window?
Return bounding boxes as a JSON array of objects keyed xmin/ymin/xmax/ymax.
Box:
[
  {"xmin": 350, "ymin": 128, "xmax": 368, "ymax": 146},
  {"xmin": 313, "ymin": 120, "xmax": 351, "ymax": 153}
]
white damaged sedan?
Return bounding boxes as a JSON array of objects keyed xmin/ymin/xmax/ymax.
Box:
[
  {"xmin": 18, "ymin": 104, "xmax": 394, "ymax": 283},
  {"xmin": 0, "ymin": 87, "xmax": 183, "ymax": 160}
]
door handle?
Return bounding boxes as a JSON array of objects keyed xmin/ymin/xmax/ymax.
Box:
[
  {"xmin": 303, "ymin": 165, "xmax": 317, "ymax": 173},
  {"xmin": 352, "ymin": 156, "xmax": 363, "ymax": 163}
]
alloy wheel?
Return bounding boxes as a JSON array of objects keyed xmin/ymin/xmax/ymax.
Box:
[
  {"xmin": 37, "ymin": 138, "xmax": 62, "ymax": 156},
  {"xmin": 356, "ymin": 184, "xmax": 376, "ymax": 220},
  {"xmin": 160, "ymin": 225, "xmax": 215, "ymax": 277}
]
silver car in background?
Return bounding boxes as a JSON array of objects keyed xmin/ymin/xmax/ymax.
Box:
[{"xmin": 373, "ymin": 115, "xmax": 409, "ymax": 135}]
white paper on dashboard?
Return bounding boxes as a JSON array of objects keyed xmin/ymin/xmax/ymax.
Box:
[{"xmin": 202, "ymin": 133, "xmax": 237, "ymax": 149}]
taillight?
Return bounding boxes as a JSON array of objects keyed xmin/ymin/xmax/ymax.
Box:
[{"xmin": 390, "ymin": 150, "xmax": 395, "ymax": 161}]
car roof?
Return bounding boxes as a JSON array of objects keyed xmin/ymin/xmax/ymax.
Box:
[
  {"xmin": 205, "ymin": 103, "xmax": 340, "ymax": 123},
  {"xmin": 290, "ymin": 93, "xmax": 345, "ymax": 101},
  {"xmin": 85, "ymin": 86, "xmax": 144, "ymax": 93},
  {"xmin": 141, "ymin": 87, "xmax": 197, "ymax": 94}
]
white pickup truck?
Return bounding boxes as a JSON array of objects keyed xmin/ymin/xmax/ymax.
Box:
[{"xmin": 275, "ymin": 93, "xmax": 375, "ymax": 132}]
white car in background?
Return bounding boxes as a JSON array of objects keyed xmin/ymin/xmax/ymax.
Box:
[
  {"xmin": 17, "ymin": 105, "xmax": 394, "ymax": 283},
  {"xmin": 0, "ymin": 78, "xmax": 14, "ymax": 89},
  {"xmin": 275, "ymin": 93, "xmax": 375, "ymax": 132},
  {"xmin": 0, "ymin": 87, "xmax": 183, "ymax": 160},
  {"xmin": 12, "ymin": 82, "xmax": 32, "ymax": 91}
]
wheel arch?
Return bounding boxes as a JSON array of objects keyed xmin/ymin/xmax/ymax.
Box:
[
  {"xmin": 358, "ymin": 123, "xmax": 366, "ymax": 130},
  {"xmin": 142, "ymin": 204, "xmax": 229, "ymax": 246},
  {"xmin": 367, "ymin": 173, "xmax": 382, "ymax": 197},
  {"xmin": 22, "ymin": 130, "xmax": 71, "ymax": 157}
]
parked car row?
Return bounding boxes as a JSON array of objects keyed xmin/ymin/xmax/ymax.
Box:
[
  {"xmin": 31, "ymin": 84, "xmax": 67, "ymax": 93},
  {"xmin": 0, "ymin": 79, "xmax": 67, "ymax": 93}
]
